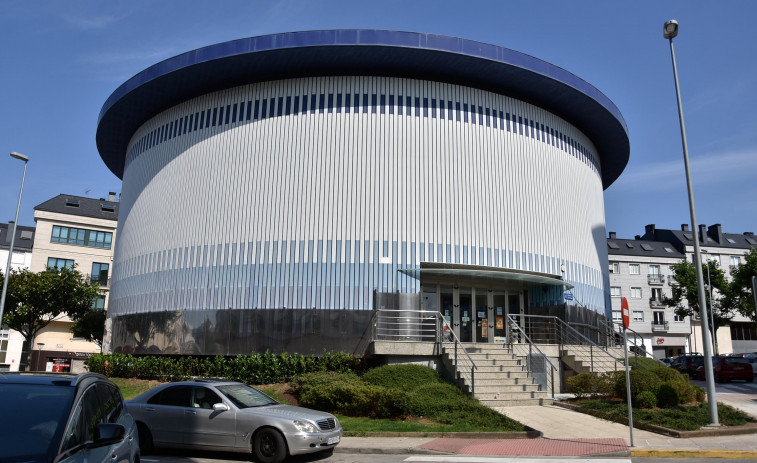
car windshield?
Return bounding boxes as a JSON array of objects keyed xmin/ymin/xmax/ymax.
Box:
[
  {"xmin": 724, "ymin": 358, "xmax": 749, "ymax": 365},
  {"xmin": 216, "ymin": 384, "xmax": 279, "ymax": 408},
  {"xmin": 0, "ymin": 383, "xmax": 75, "ymax": 463}
]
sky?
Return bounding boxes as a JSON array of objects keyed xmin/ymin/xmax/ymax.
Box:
[{"xmin": 1, "ymin": 0, "xmax": 756, "ymax": 240}]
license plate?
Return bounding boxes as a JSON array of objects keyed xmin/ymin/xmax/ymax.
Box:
[{"xmin": 327, "ymin": 436, "xmax": 340, "ymax": 445}]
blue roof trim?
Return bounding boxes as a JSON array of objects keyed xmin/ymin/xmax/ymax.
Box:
[{"xmin": 97, "ymin": 30, "xmax": 629, "ymax": 188}]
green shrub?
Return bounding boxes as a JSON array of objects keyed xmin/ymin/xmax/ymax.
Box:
[
  {"xmin": 406, "ymin": 382, "xmax": 466, "ymax": 415},
  {"xmin": 291, "ymin": 371, "xmax": 361, "ymax": 394},
  {"xmin": 694, "ymin": 385, "xmax": 706, "ymax": 403},
  {"xmin": 362, "ymin": 364, "xmax": 442, "ymax": 391},
  {"xmin": 650, "ymin": 366, "xmax": 685, "ymax": 382},
  {"xmin": 655, "ymin": 383, "xmax": 680, "ymax": 408},
  {"xmin": 298, "ymin": 381, "xmax": 409, "ymax": 418},
  {"xmin": 615, "ymin": 370, "xmax": 662, "ymax": 405},
  {"xmin": 636, "ymin": 390, "xmax": 657, "ymax": 409},
  {"xmin": 625, "ymin": 356, "xmax": 662, "ymax": 370},
  {"xmin": 567, "ymin": 373, "xmax": 599, "ymax": 398}
]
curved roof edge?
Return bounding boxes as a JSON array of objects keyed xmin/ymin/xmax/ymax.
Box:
[{"xmin": 97, "ymin": 29, "xmax": 629, "ymax": 188}]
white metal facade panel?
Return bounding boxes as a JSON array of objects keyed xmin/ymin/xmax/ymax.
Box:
[{"xmin": 110, "ymin": 76, "xmax": 609, "ymax": 315}]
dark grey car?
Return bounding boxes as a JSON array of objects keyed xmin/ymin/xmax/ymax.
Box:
[
  {"xmin": 0, "ymin": 372, "xmax": 139, "ymax": 463},
  {"xmin": 126, "ymin": 379, "xmax": 341, "ymax": 463}
]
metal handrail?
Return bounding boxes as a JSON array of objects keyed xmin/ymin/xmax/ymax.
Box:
[
  {"xmin": 437, "ymin": 313, "xmax": 478, "ymax": 394},
  {"xmin": 505, "ymin": 314, "xmax": 557, "ymax": 397},
  {"xmin": 552, "ymin": 316, "xmax": 622, "ymax": 372}
]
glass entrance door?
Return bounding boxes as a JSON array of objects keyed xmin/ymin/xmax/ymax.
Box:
[
  {"xmin": 475, "ymin": 290, "xmax": 488, "ymax": 342},
  {"xmin": 507, "ymin": 292, "xmax": 523, "ymax": 342},
  {"xmin": 492, "ymin": 291, "xmax": 507, "ymax": 342},
  {"xmin": 458, "ymin": 289, "xmax": 473, "ymax": 342}
]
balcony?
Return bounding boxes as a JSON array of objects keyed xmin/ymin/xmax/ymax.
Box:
[
  {"xmin": 651, "ymin": 321, "xmax": 669, "ymax": 332},
  {"xmin": 649, "ymin": 297, "xmax": 665, "ymax": 309},
  {"xmin": 89, "ymin": 274, "xmax": 109, "ymax": 288},
  {"xmin": 647, "ymin": 274, "xmax": 665, "ymax": 285}
]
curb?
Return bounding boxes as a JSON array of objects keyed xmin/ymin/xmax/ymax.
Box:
[
  {"xmin": 631, "ymin": 449, "xmax": 757, "ymax": 460},
  {"xmin": 342, "ymin": 430, "xmax": 542, "ymax": 439},
  {"xmin": 553, "ymin": 401, "xmax": 757, "ymax": 438}
]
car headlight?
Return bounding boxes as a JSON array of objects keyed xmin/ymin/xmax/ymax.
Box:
[{"xmin": 292, "ymin": 420, "xmax": 318, "ymax": 433}]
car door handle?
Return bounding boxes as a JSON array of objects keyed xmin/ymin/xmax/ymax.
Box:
[
  {"xmin": 144, "ymin": 407, "xmax": 156, "ymax": 412},
  {"xmin": 185, "ymin": 410, "xmax": 197, "ymax": 415}
]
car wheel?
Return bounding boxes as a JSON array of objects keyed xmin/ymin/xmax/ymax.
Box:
[
  {"xmin": 137, "ymin": 423, "xmax": 154, "ymax": 454},
  {"xmin": 253, "ymin": 428, "xmax": 287, "ymax": 463}
]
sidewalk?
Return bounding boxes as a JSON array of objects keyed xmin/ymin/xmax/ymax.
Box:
[{"xmin": 335, "ymin": 404, "xmax": 757, "ymax": 459}]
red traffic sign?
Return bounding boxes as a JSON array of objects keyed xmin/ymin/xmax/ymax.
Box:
[{"xmin": 621, "ymin": 297, "xmax": 630, "ymax": 329}]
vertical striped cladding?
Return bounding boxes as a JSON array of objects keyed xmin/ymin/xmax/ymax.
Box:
[{"xmin": 110, "ymin": 76, "xmax": 608, "ymax": 317}]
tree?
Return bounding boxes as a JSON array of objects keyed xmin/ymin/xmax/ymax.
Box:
[
  {"xmin": 71, "ymin": 309, "xmax": 107, "ymax": 347},
  {"xmin": 723, "ymin": 248, "xmax": 757, "ymax": 325},
  {"xmin": 663, "ymin": 258, "xmax": 733, "ymax": 340},
  {"xmin": 1, "ymin": 266, "xmax": 102, "ymax": 365}
]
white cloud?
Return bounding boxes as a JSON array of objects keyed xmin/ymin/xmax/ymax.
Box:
[{"xmin": 611, "ymin": 149, "xmax": 757, "ymax": 193}]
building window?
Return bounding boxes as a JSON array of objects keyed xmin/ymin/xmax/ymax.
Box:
[
  {"xmin": 609, "ymin": 262, "xmax": 619, "ymax": 274},
  {"xmin": 91, "ymin": 263, "xmax": 109, "ymax": 286},
  {"xmin": 612, "ymin": 311, "xmax": 622, "ymax": 322},
  {"xmin": 730, "ymin": 322, "xmax": 757, "ymax": 341},
  {"xmin": 630, "ymin": 287, "xmax": 642, "ymax": 298},
  {"xmin": 651, "ymin": 288, "xmax": 663, "ymax": 301},
  {"xmin": 11, "ymin": 251, "xmax": 24, "ymax": 265},
  {"xmin": 610, "ymin": 287, "xmax": 621, "ymax": 297},
  {"xmin": 674, "ymin": 314, "xmax": 685, "ymax": 322},
  {"xmin": 653, "ymin": 311, "xmax": 665, "ymax": 325},
  {"xmin": 633, "ymin": 311, "xmax": 644, "ymax": 321},
  {"xmin": 47, "ymin": 257, "xmax": 74, "ymax": 270},
  {"xmin": 91, "ymin": 295, "xmax": 106, "ymax": 310},
  {"xmin": 51, "ymin": 225, "xmax": 113, "ymax": 249},
  {"xmin": 0, "ymin": 337, "xmax": 7, "ymax": 364},
  {"xmin": 648, "ymin": 264, "xmax": 660, "ymax": 276},
  {"xmin": 629, "ymin": 263, "xmax": 640, "ymax": 275},
  {"xmin": 730, "ymin": 256, "xmax": 741, "ymax": 267}
]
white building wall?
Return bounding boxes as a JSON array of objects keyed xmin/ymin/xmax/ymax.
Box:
[{"xmin": 110, "ymin": 76, "xmax": 609, "ymax": 317}]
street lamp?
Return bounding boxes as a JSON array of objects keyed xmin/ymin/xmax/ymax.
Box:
[
  {"xmin": 0, "ymin": 152, "xmax": 29, "ymax": 336},
  {"xmin": 700, "ymin": 250, "xmax": 718, "ymax": 354},
  {"xmin": 663, "ymin": 20, "xmax": 718, "ymax": 426}
]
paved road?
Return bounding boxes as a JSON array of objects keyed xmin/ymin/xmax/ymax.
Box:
[
  {"xmin": 689, "ymin": 377, "xmax": 757, "ymax": 418},
  {"xmin": 142, "ymin": 452, "xmax": 757, "ymax": 463}
]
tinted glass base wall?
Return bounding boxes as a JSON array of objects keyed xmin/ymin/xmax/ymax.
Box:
[{"xmin": 108, "ymin": 308, "xmax": 375, "ymax": 356}]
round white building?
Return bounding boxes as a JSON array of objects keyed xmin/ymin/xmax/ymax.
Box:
[{"xmin": 97, "ymin": 30, "xmax": 629, "ymax": 355}]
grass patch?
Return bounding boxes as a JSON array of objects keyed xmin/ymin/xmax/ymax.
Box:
[
  {"xmin": 110, "ymin": 377, "xmax": 164, "ymax": 400},
  {"xmin": 578, "ymin": 399, "xmax": 753, "ymax": 431}
]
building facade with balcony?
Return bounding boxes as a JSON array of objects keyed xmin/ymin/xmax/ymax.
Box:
[
  {"xmin": 27, "ymin": 194, "xmax": 118, "ymax": 372},
  {"xmin": 609, "ymin": 223, "xmax": 757, "ymax": 359},
  {"xmin": 0, "ymin": 222, "xmax": 35, "ymax": 371},
  {"xmin": 96, "ymin": 30, "xmax": 630, "ymax": 356},
  {"xmin": 639, "ymin": 223, "xmax": 757, "ymax": 355},
  {"xmin": 607, "ymin": 232, "xmax": 689, "ymax": 359}
]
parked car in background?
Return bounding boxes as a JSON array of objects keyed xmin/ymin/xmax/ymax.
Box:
[
  {"xmin": 729, "ymin": 353, "xmax": 757, "ymax": 376},
  {"xmin": 127, "ymin": 379, "xmax": 341, "ymax": 463},
  {"xmin": 0, "ymin": 372, "xmax": 139, "ymax": 463},
  {"xmin": 695, "ymin": 356, "xmax": 754, "ymax": 382},
  {"xmin": 670, "ymin": 354, "xmax": 703, "ymax": 377},
  {"xmin": 659, "ymin": 357, "xmax": 673, "ymax": 366}
]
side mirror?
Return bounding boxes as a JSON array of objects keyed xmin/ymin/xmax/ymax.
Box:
[
  {"xmin": 213, "ymin": 403, "xmax": 230, "ymax": 412},
  {"xmin": 88, "ymin": 423, "xmax": 126, "ymax": 449}
]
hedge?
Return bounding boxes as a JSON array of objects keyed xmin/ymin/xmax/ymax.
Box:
[{"xmin": 86, "ymin": 351, "xmax": 366, "ymax": 383}]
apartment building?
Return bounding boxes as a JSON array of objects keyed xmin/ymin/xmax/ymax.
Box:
[
  {"xmin": 0, "ymin": 222, "xmax": 35, "ymax": 371},
  {"xmin": 609, "ymin": 223, "xmax": 757, "ymax": 359},
  {"xmin": 27, "ymin": 194, "xmax": 118, "ymax": 372}
]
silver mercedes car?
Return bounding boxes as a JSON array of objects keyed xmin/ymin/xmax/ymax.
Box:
[{"xmin": 126, "ymin": 379, "xmax": 341, "ymax": 463}]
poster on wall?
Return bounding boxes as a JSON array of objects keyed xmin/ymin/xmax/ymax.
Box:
[
  {"xmin": 482, "ymin": 320, "xmax": 488, "ymax": 338},
  {"xmin": 496, "ymin": 317, "xmax": 504, "ymax": 329}
]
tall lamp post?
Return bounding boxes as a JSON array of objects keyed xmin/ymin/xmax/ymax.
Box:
[
  {"xmin": 664, "ymin": 20, "xmax": 718, "ymax": 426},
  {"xmin": 0, "ymin": 152, "xmax": 29, "ymax": 335},
  {"xmin": 700, "ymin": 250, "xmax": 718, "ymax": 354}
]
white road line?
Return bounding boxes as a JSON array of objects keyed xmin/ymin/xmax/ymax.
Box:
[{"xmin": 404, "ymin": 457, "xmax": 631, "ymax": 463}]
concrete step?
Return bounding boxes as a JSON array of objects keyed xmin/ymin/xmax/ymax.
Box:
[
  {"xmin": 473, "ymin": 384, "xmax": 542, "ymax": 393},
  {"xmin": 469, "ymin": 377, "xmax": 537, "ymax": 386},
  {"xmin": 469, "ymin": 371, "xmax": 531, "ymax": 380},
  {"xmin": 477, "ymin": 398, "xmax": 552, "ymax": 407}
]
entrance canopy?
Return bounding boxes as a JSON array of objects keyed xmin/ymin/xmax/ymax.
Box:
[{"xmin": 399, "ymin": 263, "xmax": 573, "ymax": 290}]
